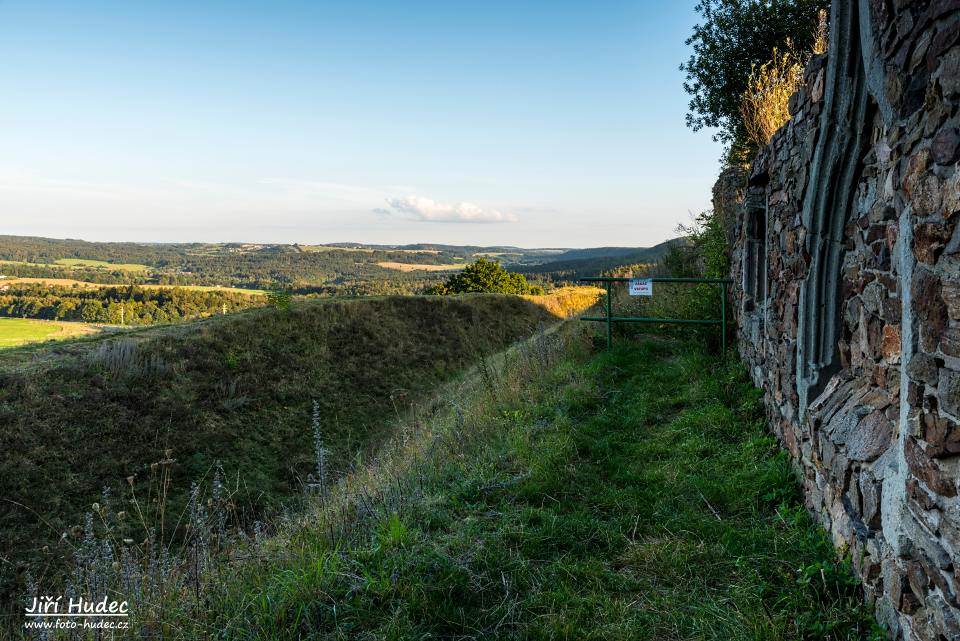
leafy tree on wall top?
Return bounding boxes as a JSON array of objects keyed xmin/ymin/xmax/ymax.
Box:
[
  {"xmin": 427, "ymin": 258, "xmax": 544, "ymax": 296},
  {"xmin": 681, "ymin": 0, "xmax": 829, "ymax": 164}
]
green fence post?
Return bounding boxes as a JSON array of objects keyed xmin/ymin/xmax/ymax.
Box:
[
  {"xmin": 720, "ymin": 282, "xmax": 727, "ymax": 357},
  {"xmin": 605, "ymin": 280, "xmax": 613, "ymax": 350}
]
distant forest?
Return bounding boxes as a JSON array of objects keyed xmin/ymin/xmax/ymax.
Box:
[
  {"xmin": 0, "ymin": 284, "xmax": 262, "ymax": 325},
  {"xmin": 0, "ymin": 235, "xmax": 678, "ymax": 290}
]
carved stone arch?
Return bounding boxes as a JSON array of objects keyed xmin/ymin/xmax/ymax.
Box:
[{"xmin": 796, "ymin": 1, "xmax": 877, "ymax": 415}]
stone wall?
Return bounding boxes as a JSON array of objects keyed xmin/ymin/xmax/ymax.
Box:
[{"xmin": 724, "ymin": 2, "xmax": 960, "ymax": 638}]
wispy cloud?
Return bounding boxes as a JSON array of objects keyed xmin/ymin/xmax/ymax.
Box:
[{"xmin": 380, "ymin": 196, "xmax": 516, "ymax": 223}]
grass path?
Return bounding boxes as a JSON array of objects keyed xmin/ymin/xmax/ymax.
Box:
[{"xmin": 199, "ymin": 335, "xmax": 879, "ymax": 640}]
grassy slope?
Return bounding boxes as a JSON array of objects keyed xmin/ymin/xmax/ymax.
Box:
[
  {"xmin": 189, "ymin": 332, "xmax": 880, "ymax": 640},
  {"xmin": 0, "ymin": 295, "xmax": 558, "ymax": 598}
]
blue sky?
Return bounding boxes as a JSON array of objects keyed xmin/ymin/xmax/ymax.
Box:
[{"xmin": 0, "ymin": 1, "xmax": 722, "ymax": 247}]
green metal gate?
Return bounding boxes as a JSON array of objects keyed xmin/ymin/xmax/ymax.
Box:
[{"xmin": 577, "ymin": 276, "xmax": 733, "ymax": 352}]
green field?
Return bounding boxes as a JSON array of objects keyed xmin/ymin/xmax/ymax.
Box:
[
  {"xmin": 0, "ymin": 317, "xmax": 100, "ymax": 348},
  {"xmin": 0, "ymin": 258, "xmax": 150, "ymax": 272},
  {"xmin": 0, "ymin": 259, "xmax": 61, "ymax": 269},
  {"xmin": 54, "ymin": 258, "xmax": 150, "ymax": 272}
]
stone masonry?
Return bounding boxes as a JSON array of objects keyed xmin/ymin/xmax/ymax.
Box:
[{"xmin": 722, "ymin": 2, "xmax": 960, "ymax": 638}]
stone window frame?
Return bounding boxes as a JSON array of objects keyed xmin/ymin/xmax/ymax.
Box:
[{"xmin": 743, "ymin": 203, "xmax": 768, "ymax": 314}]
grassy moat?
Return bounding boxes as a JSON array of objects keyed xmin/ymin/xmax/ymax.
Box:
[{"xmin": 61, "ymin": 327, "xmax": 880, "ymax": 640}]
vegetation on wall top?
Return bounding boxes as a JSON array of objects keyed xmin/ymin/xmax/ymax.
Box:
[{"xmin": 681, "ymin": 0, "xmax": 830, "ymax": 164}]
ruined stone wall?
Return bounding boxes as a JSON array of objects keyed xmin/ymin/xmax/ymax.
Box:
[{"xmin": 725, "ymin": 2, "xmax": 960, "ymax": 638}]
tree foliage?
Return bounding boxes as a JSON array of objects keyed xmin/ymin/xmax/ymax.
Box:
[
  {"xmin": 0, "ymin": 284, "xmax": 261, "ymax": 325},
  {"xmin": 680, "ymin": 0, "xmax": 829, "ymax": 162},
  {"xmin": 427, "ymin": 258, "xmax": 543, "ymax": 296}
]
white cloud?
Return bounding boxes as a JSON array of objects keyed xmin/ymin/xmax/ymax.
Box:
[{"xmin": 382, "ymin": 196, "xmax": 516, "ymax": 223}]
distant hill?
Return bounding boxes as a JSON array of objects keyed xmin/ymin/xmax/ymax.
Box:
[
  {"xmin": 517, "ymin": 239, "xmax": 684, "ymax": 280},
  {"xmin": 0, "ymin": 235, "xmax": 683, "ymax": 291}
]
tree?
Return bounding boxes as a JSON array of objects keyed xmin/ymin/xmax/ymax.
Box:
[
  {"xmin": 680, "ymin": 0, "xmax": 829, "ymax": 163},
  {"xmin": 427, "ymin": 258, "xmax": 543, "ymax": 296}
]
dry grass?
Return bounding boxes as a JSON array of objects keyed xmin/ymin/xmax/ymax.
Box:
[
  {"xmin": 740, "ymin": 10, "xmax": 828, "ymax": 149},
  {"xmin": 523, "ymin": 285, "xmax": 604, "ymax": 318},
  {"xmin": 812, "ymin": 9, "xmax": 828, "ymax": 55},
  {"xmin": 376, "ymin": 261, "xmax": 465, "ymax": 272},
  {"xmin": 740, "ymin": 40, "xmax": 804, "ymax": 148}
]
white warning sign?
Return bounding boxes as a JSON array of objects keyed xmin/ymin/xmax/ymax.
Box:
[{"xmin": 628, "ymin": 278, "xmax": 653, "ymax": 296}]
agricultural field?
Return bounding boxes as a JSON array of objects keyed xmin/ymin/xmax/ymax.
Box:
[
  {"xmin": 53, "ymin": 258, "xmax": 150, "ymax": 271},
  {"xmin": 139, "ymin": 283, "xmax": 265, "ymax": 295},
  {"xmin": 0, "ymin": 277, "xmax": 99, "ymax": 287},
  {"xmin": 376, "ymin": 261, "xmax": 466, "ymax": 272},
  {"xmin": 1, "ymin": 277, "xmax": 263, "ymax": 295},
  {"xmin": 0, "ymin": 317, "xmax": 100, "ymax": 348}
]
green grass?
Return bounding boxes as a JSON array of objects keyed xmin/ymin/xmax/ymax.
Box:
[
  {"xmin": 53, "ymin": 258, "xmax": 150, "ymax": 271},
  {"xmin": 124, "ymin": 331, "xmax": 879, "ymax": 640},
  {"xmin": 0, "ymin": 317, "xmax": 99, "ymax": 348},
  {"xmin": 0, "ymin": 295, "xmax": 556, "ymax": 604}
]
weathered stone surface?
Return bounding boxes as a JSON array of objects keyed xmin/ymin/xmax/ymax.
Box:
[
  {"xmin": 848, "ymin": 410, "xmax": 894, "ymax": 461},
  {"xmin": 727, "ymin": 4, "xmax": 960, "ymax": 636},
  {"xmin": 881, "ymin": 324, "xmax": 901, "ymax": 361},
  {"xmin": 944, "ymin": 280, "xmax": 960, "ymax": 321},
  {"xmin": 940, "ymin": 369, "xmax": 960, "ymax": 419},
  {"xmin": 914, "ymin": 223, "xmax": 954, "ymax": 263},
  {"xmin": 909, "ymin": 353, "xmax": 940, "ymax": 385},
  {"xmin": 943, "ymin": 328, "xmax": 960, "ymax": 358},
  {"xmin": 939, "ymin": 47, "xmax": 960, "ymax": 97},
  {"xmin": 924, "ymin": 411, "xmax": 960, "ymax": 457},
  {"xmin": 932, "ymin": 126, "xmax": 960, "ymax": 164},
  {"xmin": 905, "ymin": 437, "xmax": 958, "ymax": 497},
  {"xmin": 913, "ymin": 268, "xmax": 948, "ymax": 352}
]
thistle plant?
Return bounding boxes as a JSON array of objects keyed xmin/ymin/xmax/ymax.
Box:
[
  {"xmin": 311, "ymin": 399, "xmax": 330, "ymax": 495},
  {"xmin": 211, "ymin": 462, "xmax": 227, "ymax": 543}
]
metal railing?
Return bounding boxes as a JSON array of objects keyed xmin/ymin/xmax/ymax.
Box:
[{"xmin": 577, "ymin": 276, "xmax": 733, "ymax": 352}]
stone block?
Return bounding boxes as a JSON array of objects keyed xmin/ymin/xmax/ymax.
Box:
[
  {"xmin": 909, "ymin": 352, "xmax": 940, "ymax": 385},
  {"xmin": 882, "ymin": 324, "xmax": 901, "ymax": 361},
  {"xmin": 939, "ymin": 368, "xmax": 960, "ymax": 419},
  {"xmin": 943, "ymin": 280, "xmax": 960, "ymax": 321},
  {"xmin": 914, "ymin": 223, "xmax": 953, "ymax": 264},
  {"xmin": 937, "ymin": 46, "xmax": 960, "ymax": 97},
  {"xmin": 848, "ymin": 409, "xmax": 895, "ymax": 461},
  {"xmin": 943, "ymin": 328, "xmax": 960, "ymax": 358},
  {"xmin": 924, "ymin": 410, "xmax": 960, "ymax": 456},
  {"xmin": 913, "ymin": 268, "xmax": 948, "ymax": 352},
  {"xmin": 932, "ymin": 126, "xmax": 960, "ymax": 164},
  {"xmin": 905, "ymin": 436, "xmax": 959, "ymax": 497}
]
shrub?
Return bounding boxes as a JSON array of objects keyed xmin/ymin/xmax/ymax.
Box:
[
  {"xmin": 427, "ymin": 258, "xmax": 541, "ymax": 296},
  {"xmin": 681, "ymin": 0, "xmax": 829, "ymax": 163},
  {"xmin": 266, "ymin": 289, "xmax": 293, "ymax": 310}
]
